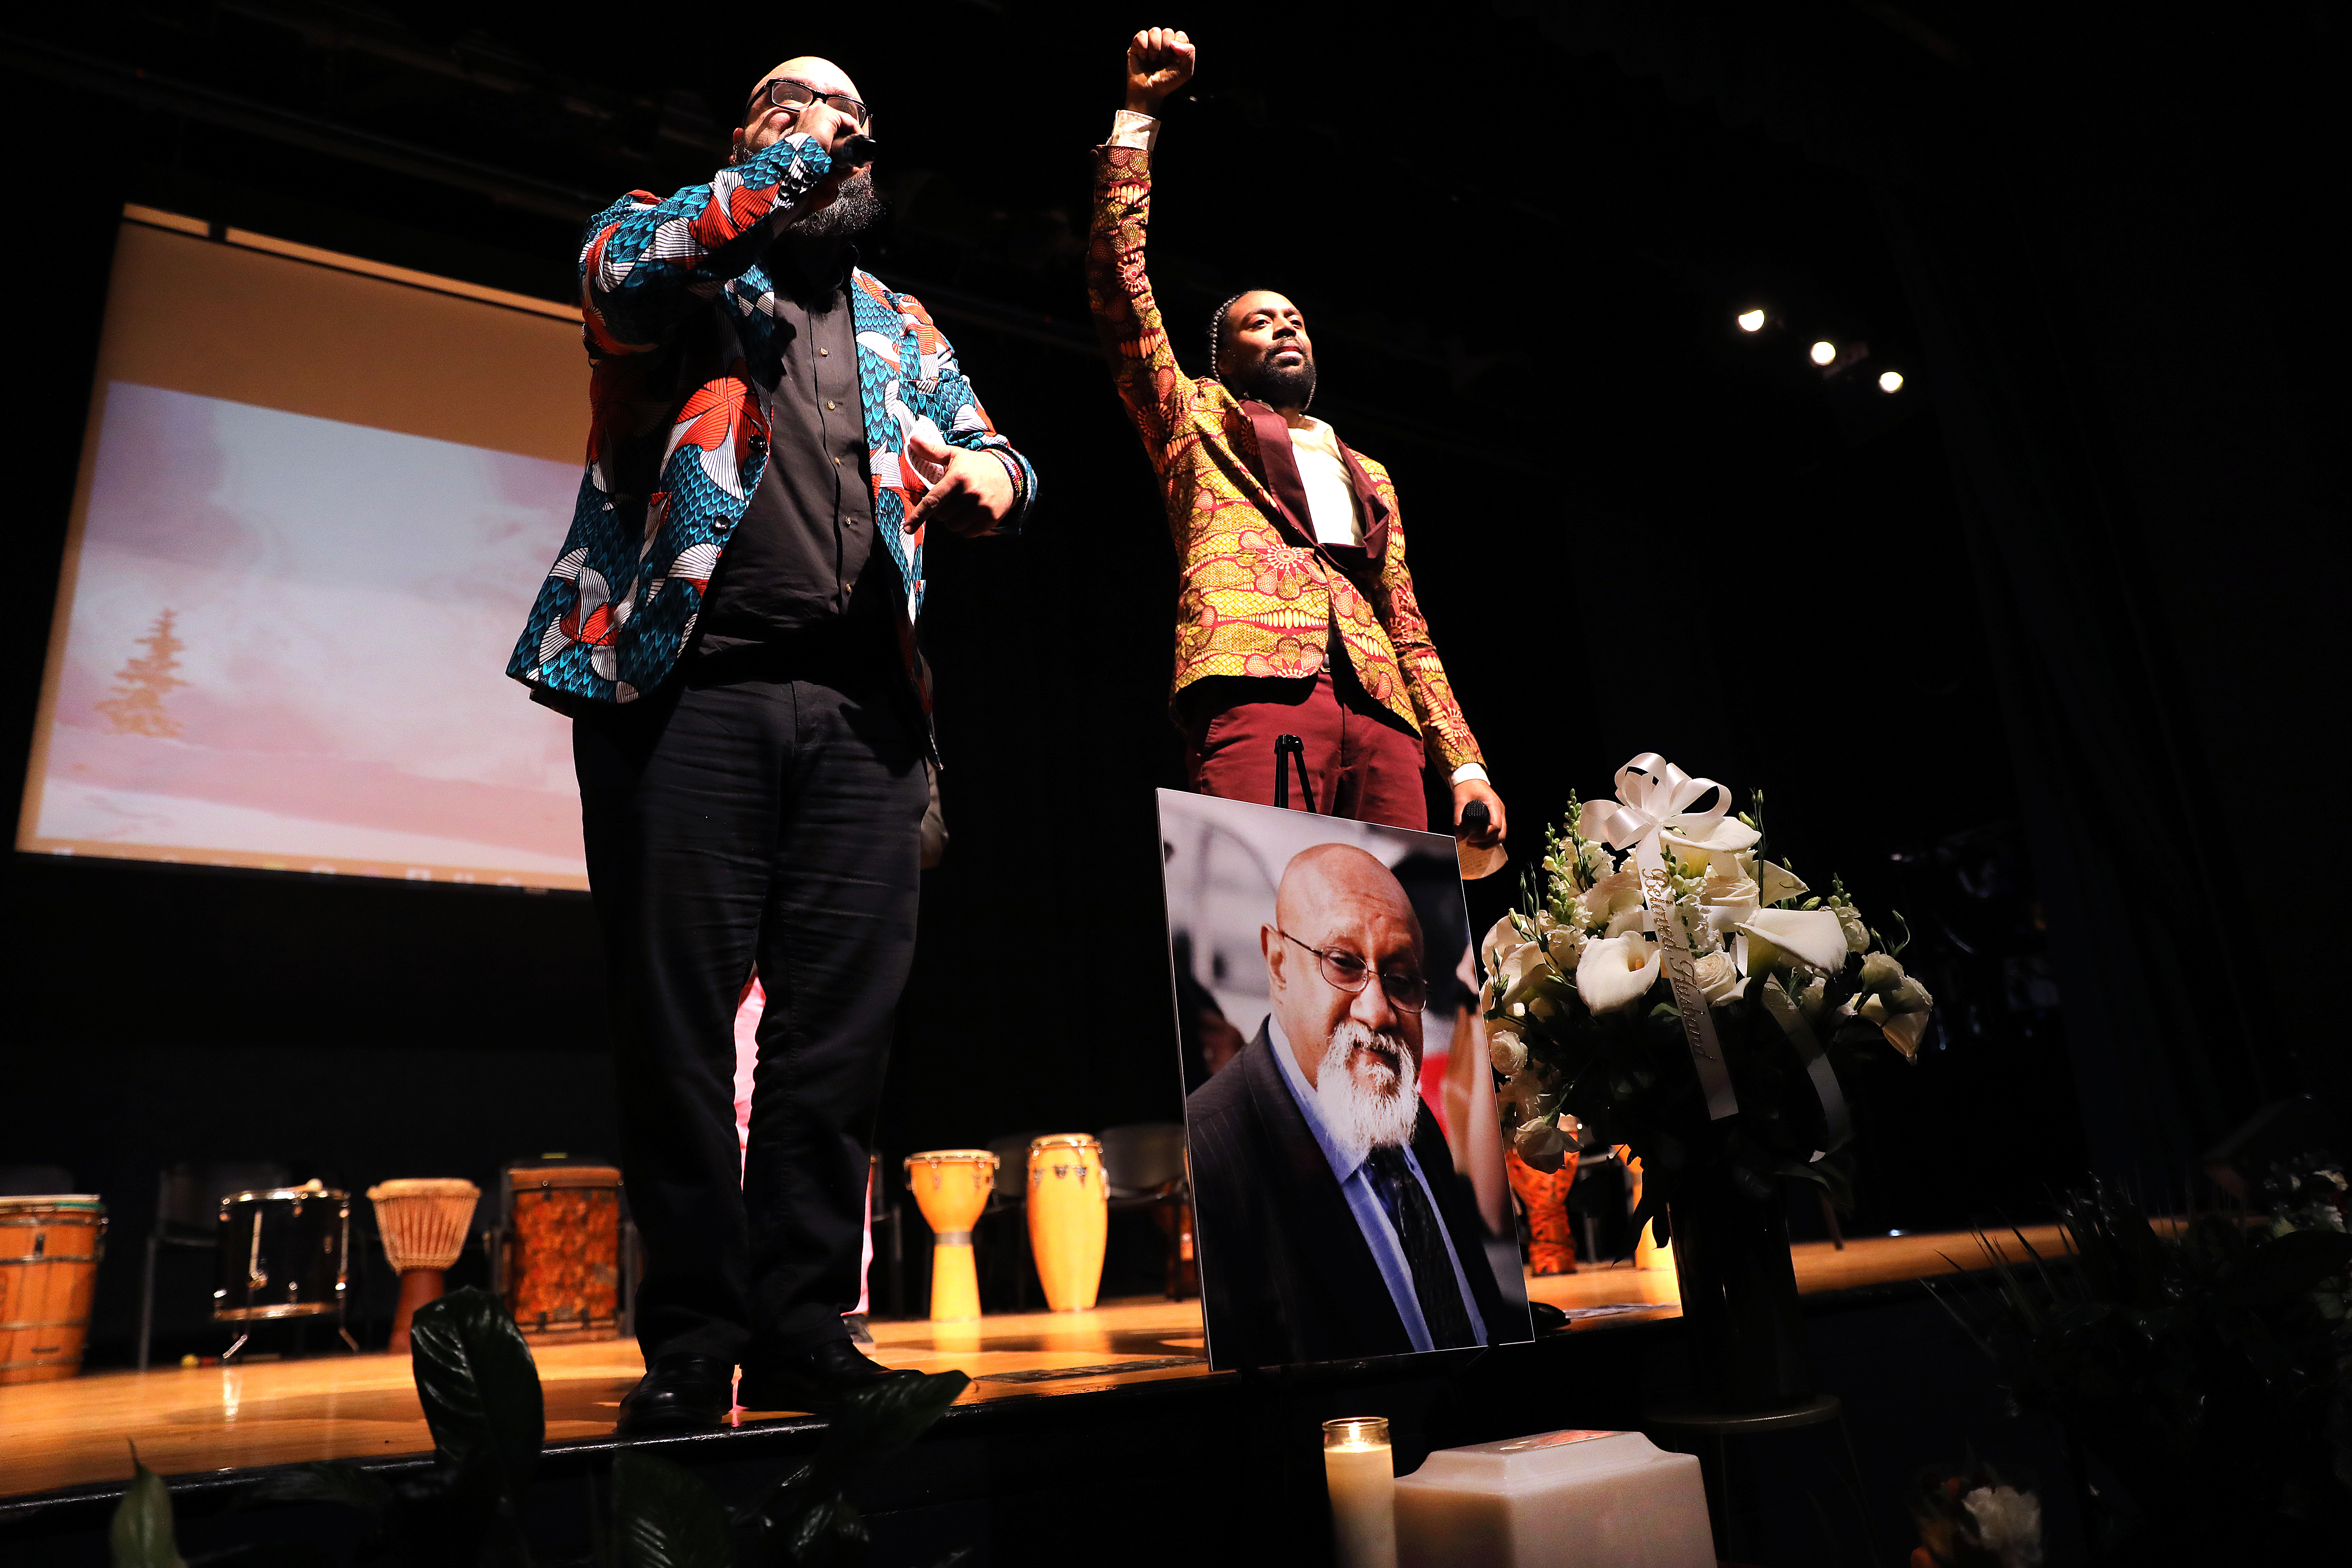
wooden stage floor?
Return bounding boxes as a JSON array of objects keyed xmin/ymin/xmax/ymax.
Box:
[{"xmin": 0, "ymin": 1226, "xmax": 2059, "ymax": 1504}]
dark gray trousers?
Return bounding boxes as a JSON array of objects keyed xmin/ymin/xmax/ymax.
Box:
[{"xmin": 574, "ymin": 665, "xmax": 926, "ymax": 1365}]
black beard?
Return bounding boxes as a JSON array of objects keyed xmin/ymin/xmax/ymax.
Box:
[
  {"xmin": 1226, "ymin": 354, "xmax": 1317, "ymax": 410},
  {"xmin": 790, "ymin": 168, "xmax": 886, "ymax": 244}
]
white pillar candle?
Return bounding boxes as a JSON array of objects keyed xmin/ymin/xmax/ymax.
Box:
[
  {"xmin": 1324, "ymin": 1416, "xmax": 1398, "ymax": 1568},
  {"xmin": 1394, "ymin": 1429, "xmax": 1713, "ymax": 1568}
]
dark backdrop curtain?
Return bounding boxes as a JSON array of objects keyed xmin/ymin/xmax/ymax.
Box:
[{"xmin": 1499, "ymin": 0, "xmax": 2348, "ymax": 1181}]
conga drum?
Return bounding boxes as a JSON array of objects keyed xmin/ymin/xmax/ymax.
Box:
[
  {"xmin": 0, "ymin": 1196, "xmax": 106, "ymax": 1384},
  {"xmin": 500, "ymin": 1162, "xmax": 622, "ymax": 1343},
  {"xmin": 1026, "ymin": 1135, "xmax": 1107, "ymax": 1313},
  {"xmin": 367, "ymin": 1180, "xmax": 480, "ymax": 1354},
  {"xmin": 904, "ymin": 1150, "xmax": 996, "ymax": 1322}
]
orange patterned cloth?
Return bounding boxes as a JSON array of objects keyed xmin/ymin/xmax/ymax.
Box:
[
  {"xmin": 1085, "ymin": 146, "xmax": 1484, "ymax": 773},
  {"xmin": 1505, "ymin": 1147, "xmax": 1580, "ymax": 1275}
]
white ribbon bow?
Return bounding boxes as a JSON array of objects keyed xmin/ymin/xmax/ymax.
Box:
[{"xmin": 1577, "ymin": 754, "xmax": 1732, "ymax": 872}]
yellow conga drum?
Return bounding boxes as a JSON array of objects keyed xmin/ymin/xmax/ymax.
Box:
[
  {"xmin": 0, "ymin": 1196, "xmax": 106, "ymax": 1384},
  {"xmin": 1026, "ymin": 1135, "xmax": 1107, "ymax": 1312},
  {"xmin": 904, "ymin": 1150, "xmax": 996, "ymax": 1322}
]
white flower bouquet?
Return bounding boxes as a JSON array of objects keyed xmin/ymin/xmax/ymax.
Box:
[{"xmin": 1483, "ymin": 754, "xmax": 1934, "ymax": 1240}]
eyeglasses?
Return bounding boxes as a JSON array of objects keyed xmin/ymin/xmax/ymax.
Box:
[
  {"xmin": 747, "ymin": 76, "xmax": 872, "ymax": 129},
  {"xmin": 1279, "ymin": 931, "xmax": 1428, "ymax": 1013}
]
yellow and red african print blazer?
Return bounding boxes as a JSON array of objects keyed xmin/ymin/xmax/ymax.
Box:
[{"xmin": 1084, "ymin": 145, "xmax": 1484, "ymax": 775}]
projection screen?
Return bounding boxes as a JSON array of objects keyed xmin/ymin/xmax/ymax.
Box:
[{"xmin": 17, "ymin": 207, "xmax": 592, "ymax": 889}]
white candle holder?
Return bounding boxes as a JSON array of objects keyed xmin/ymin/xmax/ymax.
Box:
[{"xmin": 1324, "ymin": 1416, "xmax": 1398, "ymax": 1568}]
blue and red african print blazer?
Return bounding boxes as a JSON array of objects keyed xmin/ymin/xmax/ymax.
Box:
[{"xmin": 507, "ymin": 132, "xmax": 1035, "ymax": 707}]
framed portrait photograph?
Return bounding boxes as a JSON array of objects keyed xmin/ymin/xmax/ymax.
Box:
[{"xmin": 1159, "ymin": 790, "xmax": 1534, "ymax": 1371}]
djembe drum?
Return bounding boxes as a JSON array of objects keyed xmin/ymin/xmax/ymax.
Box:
[
  {"xmin": 500, "ymin": 1162, "xmax": 622, "ymax": 1343},
  {"xmin": 904, "ymin": 1150, "xmax": 996, "ymax": 1322},
  {"xmin": 1026, "ymin": 1135, "xmax": 1107, "ymax": 1312},
  {"xmin": 0, "ymin": 1196, "xmax": 106, "ymax": 1384},
  {"xmin": 366, "ymin": 1180, "xmax": 479, "ymax": 1354}
]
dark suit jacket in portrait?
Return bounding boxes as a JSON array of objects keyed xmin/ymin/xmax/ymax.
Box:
[{"xmin": 1185, "ymin": 1021, "xmax": 1527, "ymax": 1370}]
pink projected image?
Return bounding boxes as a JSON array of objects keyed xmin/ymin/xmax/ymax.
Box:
[{"xmin": 23, "ymin": 382, "xmax": 587, "ymax": 887}]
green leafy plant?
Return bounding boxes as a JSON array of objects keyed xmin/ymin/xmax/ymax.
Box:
[
  {"xmin": 1931, "ymin": 1181, "xmax": 2352, "ymax": 1562},
  {"xmin": 107, "ymin": 1450, "xmax": 186, "ymax": 1568},
  {"xmin": 110, "ymin": 1289, "xmax": 970, "ymax": 1568}
]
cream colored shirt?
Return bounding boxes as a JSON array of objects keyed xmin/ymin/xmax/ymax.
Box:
[{"xmin": 1104, "ymin": 111, "xmax": 1490, "ymax": 791}]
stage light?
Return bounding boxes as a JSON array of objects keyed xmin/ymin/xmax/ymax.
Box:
[
  {"xmin": 1737, "ymin": 308, "xmax": 1766, "ymax": 332},
  {"xmin": 1809, "ymin": 340, "xmax": 1837, "ymax": 366},
  {"xmin": 1878, "ymin": 370, "xmax": 1905, "ymax": 393}
]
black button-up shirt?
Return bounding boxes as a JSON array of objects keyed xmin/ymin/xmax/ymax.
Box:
[{"xmin": 694, "ymin": 244, "xmax": 892, "ymax": 663}]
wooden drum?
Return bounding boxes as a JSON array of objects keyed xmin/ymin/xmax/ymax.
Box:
[
  {"xmin": 368, "ymin": 1180, "xmax": 480, "ymax": 1354},
  {"xmin": 0, "ymin": 1196, "xmax": 106, "ymax": 1384},
  {"xmin": 216, "ymin": 1185, "xmax": 349, "ymax": 1323},
  {"xmin": 1026, "ymin": 1135, "xmax": 1107, "ymax": 1313},
  {"xmin": 500, "ymin": 1163, "xmax": 621, "ymax": 1343},
  {"xmin": 904, "ymin": 1150, "xmax": 996, "ymax": 1322}
]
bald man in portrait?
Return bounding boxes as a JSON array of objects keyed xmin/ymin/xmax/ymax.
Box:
[{"xmin": 1185, "ymin": 845, "xmax": 1526, "ymax": 1368}]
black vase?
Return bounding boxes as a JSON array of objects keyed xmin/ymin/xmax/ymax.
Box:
[{"xmin": 1666, "ymin": 1164, "xmax": 1812, "ymax": 1410}]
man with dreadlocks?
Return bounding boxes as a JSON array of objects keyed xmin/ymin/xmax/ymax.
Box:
[{"xmin": 1085, "ymin": 28, "xmax": 1507, "ymax": 842}]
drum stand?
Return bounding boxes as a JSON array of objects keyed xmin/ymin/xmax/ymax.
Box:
[
  {"xmin": 221, "ymin": 1309, "xmax": 358, "ymax": 1364},
  {"xmin": 223, "ymin": 1316, "xmax": 357, "ymax": 1363}
]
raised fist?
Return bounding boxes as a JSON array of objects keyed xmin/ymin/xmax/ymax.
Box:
[{"xmin": 1125, "ymin": 27, "xmax": 1195, "ymax": 112}]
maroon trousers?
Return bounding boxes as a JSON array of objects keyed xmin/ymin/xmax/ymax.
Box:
[{"xmin": 1183, "ymin": 668, "xmax": 1429, "ymax": 831}]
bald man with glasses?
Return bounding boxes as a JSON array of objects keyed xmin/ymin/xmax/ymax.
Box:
[
  {"xmin": 511, "ymin": 54, "xmax": 1034, "ymax": 1432},
  {"xmin": 1183, "ymin": 844, "xmax": 1525, "ymax": 1369}
]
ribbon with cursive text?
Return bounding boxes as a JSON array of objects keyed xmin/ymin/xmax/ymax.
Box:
[{"xmin": 1639, "ymin": 864, "xmax": 1742, "ymax": 1121}]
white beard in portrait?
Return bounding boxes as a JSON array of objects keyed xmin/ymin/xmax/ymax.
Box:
[{"xmin": 1314, "ymin": 1018, "xmax": 1421, "ymax": 1171}]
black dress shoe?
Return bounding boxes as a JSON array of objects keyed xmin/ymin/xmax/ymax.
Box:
[
  {"xmin": 617, "ymin": 1352, "xmax": 735, "ymax": 1434},
  {"xmin": 736, "ymin": 1338, "xmax": 896, "ymax": 1412}
]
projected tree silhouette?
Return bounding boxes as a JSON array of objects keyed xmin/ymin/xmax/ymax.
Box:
[{"xmin": 97, "ymin": 610, "xmax": 188, "ymax": 738}]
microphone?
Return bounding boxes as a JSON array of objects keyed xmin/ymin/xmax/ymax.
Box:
[{"xmin": 842, "ymin": 134, "xmax": 879, "ymax": 166}]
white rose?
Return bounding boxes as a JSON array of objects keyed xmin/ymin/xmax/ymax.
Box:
[
  {"xmin": 1573, "ymin": 868, "xmax": 1644, "ymax": 933},
  {"xmin": 1489, "ymin": 1031, "xmax": 1529, "ymax": 1076},
  {"xmin": 1545, "ymin": 925, "xmax": 1587, "ymax": 972},
  {"xmin": 1857, "ymin": 952, "xmax": 1905, "ymax": 994},
  {"xmin": 1514, "ymin": 1117, "xmax": 1569, "ymax": 1173},
  {"xmin": 1834, "ymin": 903, "xmax": 1871, "ymax": 953},
  {"xmin": 1961, "ymin": 1485, "xmax": 2043, "ymax": 1567},
  {"xmin": 1691, "ymin": 950, "xmax": 1744, "ymax": 1004},
  {"xmin": 1575, "ymin": 934, "xmax": 1662, "ymax": 1014},
  {"xmin": 1798, "ymin": 975, "xmax": 1828, "ymax": 1023}
]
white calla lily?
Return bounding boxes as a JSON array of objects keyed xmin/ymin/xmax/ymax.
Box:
[
  {"xmin": 1735, "ymin": 908, "xmax": 1851, "ymax": 972},
  {"xmin": 1658, "ymin": 817, "xmax": 1763, "ymax": 871},
  {"xmin": 1757, "ymin": 861, "xmax": 1808, "ymax": 906},
  {"xmin": 1481, "ymin": 913, "xmax": 1525, "ymax": 976},
  {"xmin": 1575, "ymin": 934, "xmax": 1663, "ymax": 1014}
]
